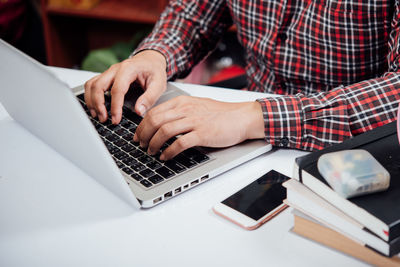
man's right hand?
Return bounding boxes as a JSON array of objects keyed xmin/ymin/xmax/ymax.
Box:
[{"xmin": 84, "ymin": 50, "xmax": 167, "ymax": 124}]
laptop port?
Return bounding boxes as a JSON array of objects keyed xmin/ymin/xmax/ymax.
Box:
[
  {"xmin": 200, "ymin": 175, "xmax": 209, "ymax": 182},
  {"xmin": 153, "ymin": 197, "xmax": 162, "ymax": 204},
  {"xmin": 174, "ymin": 187, "xmax": 182, "ymax": 194},
  {"xmin": 191, "ymin": 179, "xmax": 199, "ymax": 186},
  {"xmin": 164, "ymin": 191, "xmax": 173, "ymax": 199},
  {"xmin": 183, "ymin": 184, "xmax": 189, "ymax": 190}
]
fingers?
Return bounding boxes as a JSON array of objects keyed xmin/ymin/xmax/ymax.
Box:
[
  {"xmin": 147, "ymin": 117, "xmax": 194, "ymax": 156},
  {"xmin": 161, "ymin": 132, "xmax": 200, "ymax": 160},
  {"xmin": 134, "ymin": 96, "xmax": 200, "ymax": 160},
  {"xmin": 135, "ymin": 75, "xmax": 167, "ymax": 116},
  {"xmin": 84, "ymin": 75, "xmax": 99, "ymax": 118},
  {"xmin": 84, "ymin": 50, "xmax": 167, "ymax": 125},
  {"xmin": 134, "ymin": 107, "xmax": 185, "ymax": 146},
  {"xmin": 84, "ymin": 65, "xmax": 118, "ymax": 121},
  {"xmin": 110, "ymin": 65, "xmax": 139, "ymax": 124}
]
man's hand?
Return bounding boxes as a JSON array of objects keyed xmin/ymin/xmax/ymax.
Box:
[
  {"xmin": 84, "ymin": 50, "xmax": 167, "ymax": 124},
  {"xmin": 134, "ymin": 96, "xmax": 265, "ymax": 161}
]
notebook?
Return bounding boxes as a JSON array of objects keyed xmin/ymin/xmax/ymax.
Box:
[
  {"xmin": 291, "ymin": 210, "xmax": 400, "ymax": 267},
  {"xmin": 0, "ymin": 39, "xmax": 272, "ymax": 208},
  {"xmin": 292, "ymin": 121, "xmax": 400, "ymax": 242},
  {"xmin": 284, "ymin": 178, "xmax": 400, "ymax": 256}
]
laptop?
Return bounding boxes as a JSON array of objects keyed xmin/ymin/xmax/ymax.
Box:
[{"xmin": 0, "ymin": 39, "xmax": 272, "ymax": 208}]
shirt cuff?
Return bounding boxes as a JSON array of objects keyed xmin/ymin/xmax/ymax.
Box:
[{"xmin": 256, "ymin": 95, "xmax": 304, "ymax": 149}]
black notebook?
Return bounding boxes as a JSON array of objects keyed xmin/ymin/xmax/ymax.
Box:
[{"xmin": 293, "ymin": 122, "xmax": 400, "ymax": 252}]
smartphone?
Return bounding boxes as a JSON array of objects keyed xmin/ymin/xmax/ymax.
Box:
[{"xmin": 213, "ymin": 169, "xmax": 290, "ymax": 230}]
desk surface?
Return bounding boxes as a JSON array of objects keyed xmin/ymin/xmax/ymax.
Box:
[{"xmin": 0, "ymin": 67, "xmax": 367, "ymax": 267}]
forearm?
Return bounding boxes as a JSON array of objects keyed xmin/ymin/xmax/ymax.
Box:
[{"xmin": 257, "ymin": 73, "xmax": 400, "ymax": 151}]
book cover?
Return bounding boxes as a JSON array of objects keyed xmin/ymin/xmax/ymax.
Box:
[
  {"xmin": 292, "ymin": 210, "xmax": 400, "ymax": 267},
  {"xmin": 293, "ymin": 122, "xmax": 400, "ymax": 242}
]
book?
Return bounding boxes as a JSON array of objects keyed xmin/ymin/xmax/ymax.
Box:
[
  {"xmin": 292, "ymin": 209, "xmax": 400, "ymax": 267},
  {"xmin": 283, "ymin": 178, "xmax": 400, "ymax": 256},
  {"xmin": 292, "ymin": 121, "xmax": 400, "ymax": 242}
]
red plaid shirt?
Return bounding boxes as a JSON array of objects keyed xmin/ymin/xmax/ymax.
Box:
[{"xmin": 135, "ymin": 0, "xmax": 400, "ymax": 151}]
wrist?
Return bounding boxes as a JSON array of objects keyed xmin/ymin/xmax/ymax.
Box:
[
  {"xmin": 134, "ymin": 49, "xmax": 167, "ymax": 72},
  {"xmin": 244, "ymin": 101, "xmax": 265, "ymax": 140}
]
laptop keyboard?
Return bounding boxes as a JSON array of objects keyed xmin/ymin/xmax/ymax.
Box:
[{"xmin": 77, "ymin": 94, "xmax": 210, "ymax": 189}]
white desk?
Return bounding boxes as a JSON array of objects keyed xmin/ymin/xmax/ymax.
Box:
[{"xmin": 0, "ymin": 67, "xmax": 367, "ymax": 267}]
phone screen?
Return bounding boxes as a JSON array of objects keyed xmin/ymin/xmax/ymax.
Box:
[{"xmin": 221, "ymin": 170, "xmax": 290, "ymax": 221}]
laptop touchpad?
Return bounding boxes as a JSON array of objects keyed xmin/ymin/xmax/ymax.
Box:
[{"xmin": 124, "ymin": 83, "xmax": 189, "ymax": 111}]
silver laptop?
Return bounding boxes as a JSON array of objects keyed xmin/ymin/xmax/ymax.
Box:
[{"xmin": 0, "ymin": 39, "xmax": 272, "ymax": 208}]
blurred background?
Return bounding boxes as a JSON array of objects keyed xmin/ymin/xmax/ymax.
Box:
[{"xmin": 0, "ymin": 0, "xmax": 246, "ymax": 87}]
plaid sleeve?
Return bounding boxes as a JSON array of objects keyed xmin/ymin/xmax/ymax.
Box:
[
  {"xmin": 257, "ymin": 1, "xmax": 400, "ymax": 151},
  {"xmin": 257, "ymin": 75, "xmax": 400, "ymax": 151},
  {"xmin": 132, "ymin": 0, "xmax": 232, "ymax": 80}
]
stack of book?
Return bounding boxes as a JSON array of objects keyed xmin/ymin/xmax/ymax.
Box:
[{"xmin": 283, "ymin": 122, "xmax": 400, "ymax": 266}]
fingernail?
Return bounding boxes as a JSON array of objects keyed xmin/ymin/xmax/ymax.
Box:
[
  {"xmin": 137, "ymin": 104, "xmax": 146, "ymax": 116},
  {"xmin": 147, "ymin": 148, "xmax": 154, "ymax": 155},
  {"xmin": 159, "ymin": 154, "xmax": 165, "ymax": 161},
  {"xmin": 133, "ymin": 134, "xmax": 138, "ymax": 142},
  {"xmin": 90, "ymin": 109, "xmax": 96, "ymax": 118}
]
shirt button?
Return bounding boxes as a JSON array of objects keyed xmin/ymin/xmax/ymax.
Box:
[{"xmin": 280, "ymin": 137, "xmax": 289, "ymax": 147}]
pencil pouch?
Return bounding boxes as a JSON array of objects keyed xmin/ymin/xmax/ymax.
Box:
[{"xmin": 317, "ymin": 149, "xmax": 390, "ymax": 199}]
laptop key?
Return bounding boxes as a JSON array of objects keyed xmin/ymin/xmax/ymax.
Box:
[
  {"xmin": 138, "ymin": 155, "xmax": 153, "ymax": 164},
  {"xmin": 192, "ymin": 154, "xmax": 209, "ymax": 163},
  {"xmin": 174, "ymin": 154, "xmax": 197, "ymax": 168},
  {"xmin": 120, "ymin": 119, "xmax": 133, "ymax": 128},
  {"xmin": 122, "ymin": 133, "xmax": 134, "ymax": 141},
  {"xmin": 139, "ymin": 168, "xmax": 155, "ymax": 178},
  {"xmin": 122, "ymin": 167, "xmax": 134, "ymax": 175},
  {"xmin": 103, "ymin": 119, "xmax": 112, "ymax": 126},
  {"xmin": 115, "ymin": 128, "xmax": 129, "ymax": 136},
  {"xmin": 122, "ymin": 157, "xmax": 137, "ymax": 166},
  {"xmin": 97, "ymin": 127, "xmax": 107, "ymax": 135},
  {"xmin": 156, "ymin": 166, "xmax": 175, "ymax": 179},
  {"xmin": 116, "ymin": 161, "xmax": 125, "ymax": 168},
  {"xmin": 131, "ymin": 173, "xmax": 143, "ymax": 182},
  {"xmin": 120, "ymin": 118, "xmax": 129, "ymax": 124},
  {"xmin": 182, "ymin": 148, "xmax": 209, "ymax": 163},
  {"xmin": 147, "ymin": 161, "xmax": 162, "ymax": 170},
  {"xmin": 140, "ymin": 179, "xmax": 153, "ymax": 188},
  {"xmin": 137, "ymin": 145, "xmax": 147, "ymax": 152},
  {"xmin": 164, "ymin": 160, "xmax": 186, "ymax": 173},
  {"xmin": 129, "ymin": 149, "xmax": 144, "ymax": 158},
  {"xmin": 131, "ymin": 162, "xmax": 146, "ymax": 172},
  {"xmin": 114, "ymin": 151, "xmax": 129, "ymax": 161},
  {"xmin": 182, "ymin": 148, "xmax": 198, "ymax": 157},
  {"xmin": 105, "ymin": 140, "xmax": 113, "ymax": 149},
  {"xmin": 106, "ymin": 133, "xmax": 119, "ymax": 142},
  {"xmin": 123, "ymin": 121, "xmax": 136, "ymax": 131},
  {"xmin": 109, "ymin": 146, "xmax": 121, "ymax": 154},
  {"xmin": 114, "ymin": 139, "xmax": 127, "ymax": 147},
  {"xmin": 148, "ymin": 174, "xmax": 164, "ymax": 185},
  {"xmin": 121, "ymin": 144, "xmax": 135, "ymax": 153},
  {"xmin": 108, "ymin": 124, "xmax": 122, "ymax": 131},
  {"xmin": 125, "ymin": 109, "xmax": 142, "ymax": 125}
]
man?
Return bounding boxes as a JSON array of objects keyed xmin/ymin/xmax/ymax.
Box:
[{"xmin": 84, "ymin": 0, "xmax": 400, "ymax": 161}]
